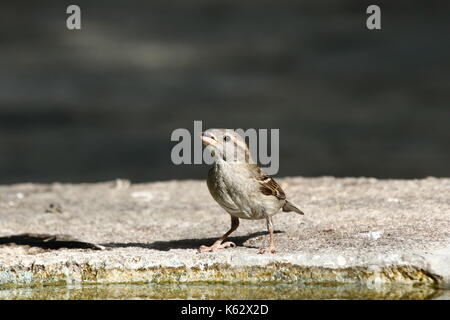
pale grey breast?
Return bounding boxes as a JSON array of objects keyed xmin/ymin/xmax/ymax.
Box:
[{"xmin": 207, "ymin": 161, "xmax": 282, "ymax": 219}]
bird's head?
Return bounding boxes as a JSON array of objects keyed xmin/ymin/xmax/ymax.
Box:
[{"xmin": 201, "ymin": 129, "xmax": 254, "ymax": 164}]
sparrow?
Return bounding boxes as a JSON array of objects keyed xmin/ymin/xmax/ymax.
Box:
[{"xmin": 199, "ymin": 128, "xmax": 304, "ymax": 254}]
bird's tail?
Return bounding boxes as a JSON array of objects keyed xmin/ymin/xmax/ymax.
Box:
[{"xmin": 282, "ymin": 200, "xmax": 305, "ymax": 215}]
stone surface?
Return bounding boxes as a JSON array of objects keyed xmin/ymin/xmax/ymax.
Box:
[{"xmin": 0, "ymin": 177, "xmax": 449, "ymax": 289}]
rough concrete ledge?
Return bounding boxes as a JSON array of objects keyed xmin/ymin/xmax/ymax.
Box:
[{"xmin": 0, "ymin": 177, "xmax": 449, "ymax": 289}]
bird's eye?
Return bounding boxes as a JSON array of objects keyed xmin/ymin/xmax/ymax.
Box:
[{"xmin": 223, "ymin": 135, "xmax": 230, "ymax": 142}]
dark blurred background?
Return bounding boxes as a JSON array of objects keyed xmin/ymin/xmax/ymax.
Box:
[{"xmin": 0, "ymin": 0, "xmax": 449, "ymax": 184}]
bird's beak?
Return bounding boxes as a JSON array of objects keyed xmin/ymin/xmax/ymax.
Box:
[{"xmin": 201, "ymin": 131, "xmax": 218, "ymax": 147}]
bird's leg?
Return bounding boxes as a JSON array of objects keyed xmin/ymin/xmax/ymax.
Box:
[
  {"xmin": 259, "ymin": 216, "xmax": 276, "ymax": 254},
  {"xmin": 198, "ymin": 216, "xmax": 239, "ymax": 253}
]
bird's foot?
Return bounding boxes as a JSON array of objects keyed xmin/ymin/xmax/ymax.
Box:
[
  {"xmin": 258, "ymin": 246, "xmax": 276, "ymax": 254},
  {"xmin": 198, "ymin": 241, "xmax": 236, "ymax": 253}
]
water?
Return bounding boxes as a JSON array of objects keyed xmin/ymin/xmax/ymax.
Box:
[{"xmin": 0, "ymin": 283, "xmax": 447, "ymax": 300}]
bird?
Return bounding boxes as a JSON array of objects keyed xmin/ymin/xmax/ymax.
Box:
[{"xmin": 199, "ymin": 128, "xmax": 304, "ymax": 254}]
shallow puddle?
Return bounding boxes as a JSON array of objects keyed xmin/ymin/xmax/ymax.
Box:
[{"xmin": 0, "ymin": 283, "xmax": 447, "ymax": 300}]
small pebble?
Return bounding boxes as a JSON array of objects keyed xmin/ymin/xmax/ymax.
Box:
[{"xmin": 45, "ymin": 202, "xmax": 63, "ymax": 214}]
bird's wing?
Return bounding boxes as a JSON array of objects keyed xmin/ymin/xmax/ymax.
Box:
[{"xmin": 248, "ymin": 164, "xmax": 286, "ymax": 200}]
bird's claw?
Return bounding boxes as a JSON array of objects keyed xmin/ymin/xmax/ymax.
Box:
[
  {"xmin": 198, "ymin": 241, "xmax": 236, "ymax": 253},
  {"xmin": 259, "ymin": 247, "xmax": 276, "ymax": 254},
  {"xmin": 220, "ymin": 241, "xmax": 236, "ymax": 249}
]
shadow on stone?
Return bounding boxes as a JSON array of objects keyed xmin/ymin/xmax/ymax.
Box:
[
  {"xmin": 103, "ymin": 230, "xmax": 284, "ymax": 251},
  {"xmin": 0, "ymin": 233, "xmax": 104, "ymax": 250}
]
